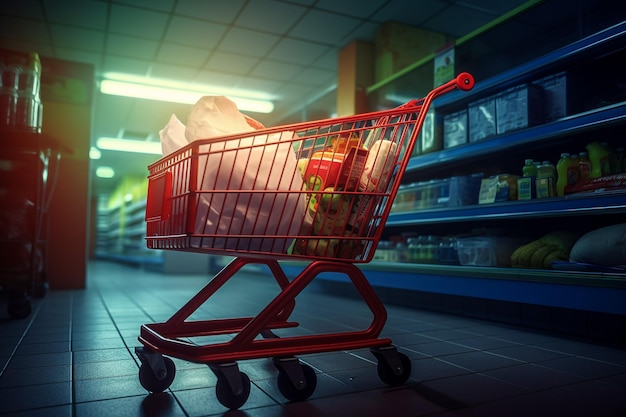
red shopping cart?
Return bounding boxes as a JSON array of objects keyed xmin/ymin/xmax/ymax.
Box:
[{"xmin": 136, "ymin": 73, "xmax": 474, "ymax": 410}]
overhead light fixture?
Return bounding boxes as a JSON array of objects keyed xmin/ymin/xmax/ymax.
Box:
[
  {"xmin": 97, "ymin": 137, "xmax": 162, "ymax": 155},
  {"xmin": 95, "ymin": 166, "xmax": 115, "ymax": 178},
  {"xmin": 100, "ymin": 72, "xmax": 275, "ymax": 113}
]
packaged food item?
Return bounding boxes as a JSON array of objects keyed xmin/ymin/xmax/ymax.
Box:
[
  {"xmin": 536, "ymin": 160, "xmax": 556, "ymax": 198},
  {"xmin": 303, "ymin": 132, "xmax": 368, "ymax": 194}
]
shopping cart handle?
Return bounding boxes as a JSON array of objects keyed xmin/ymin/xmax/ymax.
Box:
[{"xmin": 456, "ymin": 72, "xmax": 475, "ymax": 91}]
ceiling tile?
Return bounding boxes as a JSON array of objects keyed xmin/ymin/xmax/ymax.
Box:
[
  {"xmin": 105, "ymin": 34, "xmax": 159, "ymax": 60},
  {"xmin": 314, "ymin": 0, "xmax": 389, "ymax": 19},
  {"xmin": 267, "ymin": 38, "xmax": 330, "ymax": 66},
  {"xmin": 456, "ymin": 0, "xmax": 524, "ymax": 15},
  {"xmin": 50, "ymin": 24, "xmax": 106, "ymax": 53},
  {"xmin": 3, "ymin": 0, "xmax": 45, "ymax": 19},
  {"xmin": 236, "ymin": 77, "xmax": 283, "ymax": 95},
  {"xmin": 290, "ymin": 67, "xmax": 335, "ymax": 86},
  {"xmin": 218, "ymin": 27, "xmax": 280, "ymax": 57},
  {"xmin": 343, "ymin": 21, "xmax": 380, "ymax": 43},
  {"xmin": 115, "ymin": 0, "xmax": 177, "ymax": 13},
  {"xmin": 148, "ymin": 62, "xmax": 200, "ymax": 80},
  {"xmin": 102, "ymin": 55, "xmax": 152, "ymax": 76},
  {"xmin": 43, "ymin": 0, "xmax": 108, "ymax": 30},
  {"xmin": 156, "ymin": 42, "xmax": 209, "ymax": 68},
  {"xmin": 250, "ymin": 59, "xmax": 304, "ymax": 81},
  {"xmin": 371, "ymin": 0, "xmax": 448, "ymax": 27},
  {"xmin": 310, "ymin": 47, "xmax": 339, "ymax": 71},
  {"xmin": 194, "ymin": 69, "xmax": 243, "ymax": 88},
  {"xmin": 0, "ymin": 16, "xmax": 51, "ymax": 44},
  {"xmin": 235, "ymin": 0, "xmax": 308, "ymax": 34},
  {"xmin": 421, "ymin": 4, "xmax": 494, "ymax": 38},
  {"xmin": 174, "ymin": 0, "xmax": 246, "ymax": 23},
  {"xmin": 289, "ymin": 9, "xmax": 361, "ymax": 44},
  {"xmin": 108, "ymin": 4, "xmax": 169, "ymax": 40},
  {"xmin": 164, "ymin": 16, "xmax": 227, "ymax": 49},
  {"xmin": 205, "ymin": 52, "xmax": 259, "ymax": 75},
  {"xmin": 55, "ymin": 47, "xmax": 101, "ymax": 70}
]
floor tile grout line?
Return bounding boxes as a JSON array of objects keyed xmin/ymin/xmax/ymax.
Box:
[{"xmin": 0, "ymin": 297, "xmax": 43, "ymax": 377}]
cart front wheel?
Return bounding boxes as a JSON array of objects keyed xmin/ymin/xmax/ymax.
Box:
[
  {"xmin": 376, "ymin": 352, "xmax": 411, "ymax": 386},
  {"xmin": 277, "ymin": 363, "xmax": 317, "ymax": 402},
  {"xmin": 215, "ymin": 371, "xmax": 251, "ymax": 410},
  {"xmin": 139, "ymin": 356, "xmax": 176, "ymax": 393}
]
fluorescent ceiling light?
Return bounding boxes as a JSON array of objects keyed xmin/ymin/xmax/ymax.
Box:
[
  {"xmin": 97, "ymin": 137, "xmax": 162, "ymax": 155},
  {"xmin": 100, "ymin": 72, "xmax": 274, "ymax": 113},
  {"xmin": 95, "ymin": 166, "xmax": 115, "ymax": 178}
]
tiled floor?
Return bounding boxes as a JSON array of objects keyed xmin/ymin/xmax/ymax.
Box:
[{"xmin": 1, "ymin": 259, "xmax": 626, "ymax": 417}]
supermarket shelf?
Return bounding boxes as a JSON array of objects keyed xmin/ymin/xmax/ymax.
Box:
[
  {"xmin": 279, "ymin": 261, "xmax": 626, "ymax": 315},
  {"xmin": 386, "ymin": 191, "xmax": 626, "ymax": 226},
  {"xmin": 431, "ymin": 20, "xmax": 626, "ymax": 109},
  {"xmin": 405, "ymin": 101, "xmax": 626, "ymax": 173}
]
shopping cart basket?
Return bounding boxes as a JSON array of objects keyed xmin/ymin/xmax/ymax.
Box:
[{"xmin": 136, "ymin": 73, "xmax": 474, "ymax": 410}]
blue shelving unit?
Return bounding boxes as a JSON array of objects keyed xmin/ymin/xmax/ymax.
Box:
[{"xmin": 293, "ymin": 21, "xmax": 626, "ymax": 316}]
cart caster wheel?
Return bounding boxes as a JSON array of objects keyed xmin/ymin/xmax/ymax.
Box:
[
  {"xmin": 277, "ymin": 363, "xmax": 317, "ymax": 402},
  {"xmin": 376, "ymin": 352, "xmax": 411, "ymax": 386},
  {"xmin": 139, "ymin": 356, "xmax": 176, "ymax": 393},
  {"xmin": 215, "ymin": 371, "xmax": 251, "ymax": 410},
  {"xmin": 7, "ymin": 298, "xmax": 31, "ymax": 319}
]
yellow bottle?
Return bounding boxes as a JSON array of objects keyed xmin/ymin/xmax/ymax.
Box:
[
  {"xmin": 556, "ymin": 153, "xmax": 578, "ymax": 197},
  {"xmin": 585, "ymin": 141, "xmax": 611, "ymax": 178}
]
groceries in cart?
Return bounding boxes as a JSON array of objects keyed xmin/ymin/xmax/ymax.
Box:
[
  {"xmin": 290, "ymin": 130, "xmax": 399, "ymax": 259},
  {"xmin": 159, "ymin": 96, "xmax": 306, "ymax": 253},
  {"xmin": 156, "ymin": 96, "xmax": 402, "ymax": 260}
]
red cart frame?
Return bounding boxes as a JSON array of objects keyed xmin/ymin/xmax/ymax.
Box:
[{"xmin": 136, "ymin": 73, "xmax": 474, "ymax": 410}]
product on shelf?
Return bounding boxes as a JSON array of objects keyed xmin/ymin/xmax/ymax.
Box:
[
  {"xmin": 456, "ymin": 236, "xmax": 530, "ymax": 267},
  {"xmin": 556, "ymin": 152, "xmax": 578, "ymax": 196},
  {"xmin": 468, "ymin": 96, "xmax": 496, "ymax": 142},
  {"xmin": 578, "ymin": 151, "xmax": 592, "ymax": 180},
  {"xmin": 478, "ymin": 174, "xmax": 518, "ymax": 204},
  {"xmin": 586, "ymin": 141, "xmax": 611, "ymax": 178},
  {"xmin": 517, "ymin": 159, "xmax": 538, "ymax": 200},
  {"xmin": 569, "ymin": 223, "xmax": 626, "ymax": 267},
  {"xmin": 443, "ymin": 109, "xmax": 468, "ymax": 149},
  {"xmin": 510, "ymin": 230, "xmax": 579, "ymax": 269},
  {"xmin": 536, "ymin": 160, "xmax": 556, "ymax": 198}
]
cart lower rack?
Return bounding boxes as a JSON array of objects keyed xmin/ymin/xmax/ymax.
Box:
[{"xmin": 137, "ymin": 73, "xmax": 474, "ymax": 410}]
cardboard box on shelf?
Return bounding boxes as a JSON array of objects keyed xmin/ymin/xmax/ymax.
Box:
[
  {"xmin": 374, "ymin": 22, "xmax": 448, "ymax": 83},
  {"xmin": 496, "ymin": 84, "xmax": 543, "ymax": 135},
  {"xmin": 468, "ymin": 96, "xmax": 497, "ymax": 142},
  {"xmin": 443, "ymin": 109, "xmax": 468, "ymax": 149}
]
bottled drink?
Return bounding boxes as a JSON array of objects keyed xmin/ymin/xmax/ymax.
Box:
[
  {"xmin": 567, "ymin": 154, "xmax": 580, "ymax": 186},
  {"xmin": 522, "ymin": 159, "xmax": 537, "ymax": 177},
  {"xmin": 578, "ymin": 151, "xmax": 592, "ymax": 180},
  {"xmin": 536, "ymin": 160, "xmax": 556, "ymax": 198},
  {"xmin": 586, "ymin": 141, "xmax": 611, "ymax": 178},
  {"xmin": 556, "ymin": 153, "xmax": 577, "ymax": 196}
]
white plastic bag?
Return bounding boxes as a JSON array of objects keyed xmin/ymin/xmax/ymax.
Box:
[{"xmin": 159, "ymin": 96, "xmax": 305, "ymax": 253}]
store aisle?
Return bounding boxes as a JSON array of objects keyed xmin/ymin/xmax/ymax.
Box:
[{"xmin": 1, "ymin": 260, "xmax": 626, "ymax": 417}]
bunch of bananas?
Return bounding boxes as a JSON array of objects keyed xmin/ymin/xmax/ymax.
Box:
[{"xmin": 510, "ymin": 231, "xmax": 580, "ymax": 269}]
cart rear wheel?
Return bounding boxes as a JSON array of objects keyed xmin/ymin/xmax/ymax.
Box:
[
  {"xmin": 215, "ymin": 370, "xmax": 250, "ymax": 410},
  {"xmin": 376, "ymin": 352, "xmax": 411, "ymax": 386},
  {"xmin": 277, "ymin": 363, "xmax": 317, "ymax": 402},
  {"xmin": 138, "ymin": 356, "xmax": 176, "ymax": 393},
  {"xmin": 7, "ymin": 297, "xmax": 31, "ymax": 319}
]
